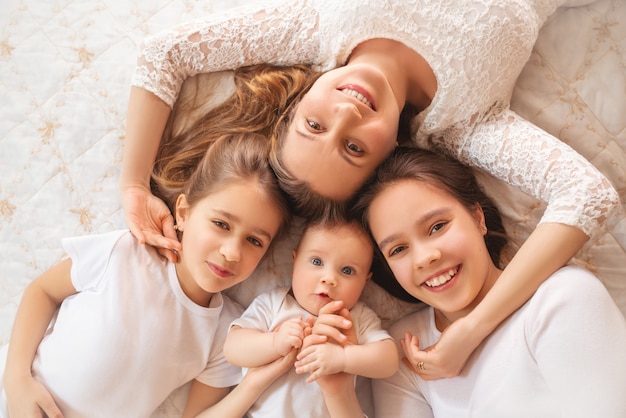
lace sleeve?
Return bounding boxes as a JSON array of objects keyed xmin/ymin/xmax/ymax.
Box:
[
  {"xmin": 434, "ymin": 108, "xmax": 620, "ymax": 238},
  {"xmin": 131, "ymin": 0, "xmax": 320, "ymax": 108}
]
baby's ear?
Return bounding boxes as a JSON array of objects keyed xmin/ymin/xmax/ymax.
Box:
[{"xmin": 175, "ymin": 194, "xmax": 190, "ymax": 231}]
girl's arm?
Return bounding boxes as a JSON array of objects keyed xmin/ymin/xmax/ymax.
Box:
[
  {"xmin": 411, "ymin": 110, "xmax": 619, "ymax": 379},
  {"xmin": 122, "ymin": 0, "xmax": 320, "ymax": 254},
  {"xmin": 296, "ymin": 338, "xmax": 398, "ymax": 381},
  {"xmin": 184, "ymin": 350, "xmax": 297, "ymax": 418},
  {"xmin": 3, "ymin": 258, "xmax": 77, "ymax": 417}
]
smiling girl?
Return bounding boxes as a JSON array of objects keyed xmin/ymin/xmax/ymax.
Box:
[{"xmin": 353, "ymin": 147, "xmax": 626, "ymax": 417}]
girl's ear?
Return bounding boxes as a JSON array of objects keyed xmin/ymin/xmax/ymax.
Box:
[
  {"xmin": 175, "ymin": 194, "xmax": 190, "ymax": 232},
  {"xmin": 473, "ymin": 203, "xmax": 487, "ymax": 235}
]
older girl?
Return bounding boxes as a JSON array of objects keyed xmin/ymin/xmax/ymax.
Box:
[{"xmin": 353, "ymin": 147, "xmax": 626, "ymax": 417}]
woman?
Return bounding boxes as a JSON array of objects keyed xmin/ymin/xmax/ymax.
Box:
[
  {"xmin": 121, "ymin": 0, "xmax": 620, "ymax": 378},
  {"xmin": 353, "ymin": 147, "xmax": 626, "ymax": 417}
]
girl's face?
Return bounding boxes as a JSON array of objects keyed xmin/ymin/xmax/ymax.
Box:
[
  {"xmin": 174, "ymin": 181, "xmax": 283, "ymax": 307},
  {"xmin": 367, "ymin": 179, "xmax": 500, "ymax": 321},
  {"xmin": 291, "ymin": 225, "xmax": 372, "ymax": 316},
  {"xmin": 282, "ymin": 63, "xmax": 402, "ymax": 201}
]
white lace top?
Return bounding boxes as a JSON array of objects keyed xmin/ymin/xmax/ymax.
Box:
[{"xmin": 131, "ymin": 0, "xmax": 619, "ymax": 237}]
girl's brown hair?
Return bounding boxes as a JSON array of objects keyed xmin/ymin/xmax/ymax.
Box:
[
  {"xmin": 351, "ymin": 146, "xmax": 508, "ymax": 303},
  {"xmin": 152, "ymin": 132, "xmax": 291, "ymax": 243}
]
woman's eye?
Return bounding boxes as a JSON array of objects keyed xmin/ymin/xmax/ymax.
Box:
[
  {"xmin": 306, "ymin": 119, "xmax": 323, "ymax": 131},
  {"xmin": 341, "ymin": 266, "xmax": 354, "ymax": 275},
  {"xmin": 346, "ymin": 141, "xmax": 364, "ymax": 154},
  {"xmin": 247, "ymin": 237, "xmax": 263, "ymax": 247},
  {"xmin": 311, "ymin": 257, "xmax": 323, "ymax": 266}
]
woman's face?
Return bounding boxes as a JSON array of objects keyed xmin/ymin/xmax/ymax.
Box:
[
  {"xmin": 367, "ymin": 179, "xmax": 500, "ymax": 320},
  {"xmin": 282, "ymin": 64, "xmax": 402, "ymax": 201}
]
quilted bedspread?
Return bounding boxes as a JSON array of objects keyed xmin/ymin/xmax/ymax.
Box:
[{"xmin": 1, "ymin": 0, "xmax": 625, "ymax": 416}]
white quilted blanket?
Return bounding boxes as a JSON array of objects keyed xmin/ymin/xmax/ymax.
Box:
[{"xmin": 1, "ymin": 0, "xmax": 625, "ymax": 416}]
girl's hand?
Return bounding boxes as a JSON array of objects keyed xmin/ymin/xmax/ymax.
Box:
[
  {"xmin": 295, "ymin": 340, "xmax": 345, "ymax": 382},
  {"xmin": 121, "ymin": 184, "xmax": 181, "ymax": 262},
  {"xmin": 401, "ymin": 316, "xmax": 475, "ymax": 380},
  {"xmin": 245, "ymin": 348, "xmax": 298, "ymax": 391},
  {"xmin": 5, "ymin": 374, "xmax": 64, "ymax": 418}
]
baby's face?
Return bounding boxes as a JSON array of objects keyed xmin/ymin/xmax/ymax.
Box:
[{"xmin": 291, "ymin": 224, "xmax": 373, "ymax": 315}]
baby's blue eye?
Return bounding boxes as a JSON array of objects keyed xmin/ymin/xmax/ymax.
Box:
[
  {"xmin": 341, "ymin": 266, "xmax": 354, "ymax": 275},
  {"xmin": 311, "ymin": 257, "xmax": 322, "ymax": 266}
]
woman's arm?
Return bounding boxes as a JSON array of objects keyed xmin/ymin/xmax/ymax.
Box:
[
  {"xmin": 3, "ymin": 258, "xmax": 77, "ymax": 417},
  {"xmin": 121, "ymin": 87, "xmax": 180, "ymax": 261},
  {"xmin": 411, "ymin": 110, "xmax": 619, "ymax": 379},
  {"xmin": 122, "ymin": 0, "xmax": 320, "ymax": 254}
]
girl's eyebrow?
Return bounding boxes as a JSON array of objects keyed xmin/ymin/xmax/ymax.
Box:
[
  {"xmin": 377, "ymin": 207, "xmax": 451, "ymax": 250},
  {"xmin": 215, "ymin": 209, "xmax": 273, "ymax": 240}
]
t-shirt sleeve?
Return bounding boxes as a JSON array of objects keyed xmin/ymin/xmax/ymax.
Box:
[
  {"xmin": 61, "ymin": 229, "xmax": 129, "ymax": 292},
  {"xmin": 196, "ymin": 295, "xmax": 245, "ymax": 388},
  {"xmin": 131, "ymin": 0, "xmax": 321, "ymax": 108},
  {"xmin": 524, "ymin": 266, "xmax": 626, "ymax": 417},
  {"xmin": 353, "ymin": 302, "xmax": 393, "ymax": 344}
]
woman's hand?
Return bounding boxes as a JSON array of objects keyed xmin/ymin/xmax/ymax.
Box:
[
  {"xmin": 121, "ymin": 184, "xmax": 181, "ymax": 262},
  {"xmin": 400, "ymin": 315, "xmax": 476, "ymax": 380},
  {"xmin": 4, "ymin": 373, "xmax": 64, "ymax": 418}
]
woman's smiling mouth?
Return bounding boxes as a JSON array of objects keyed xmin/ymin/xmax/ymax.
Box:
[{"xmin": 338, "ymin": 84, "xmax": 376, "ymax": 110}]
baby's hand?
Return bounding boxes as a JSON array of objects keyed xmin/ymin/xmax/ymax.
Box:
[
  {"xmin": 312, "ymin": 300, "xmax": 355, "ymax": 346},
  {"xmin": 273, "ymin": 316, "xmax": 306, "ymax": 356}
]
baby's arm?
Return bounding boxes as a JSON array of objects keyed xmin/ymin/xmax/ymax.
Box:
[
  {"xmin": 224, "ymin": 317, "xmax": 307, "ymax": 368},
  {"xmin": 3, "ymin": 258, "xmax": 77, "ymax": 418}
]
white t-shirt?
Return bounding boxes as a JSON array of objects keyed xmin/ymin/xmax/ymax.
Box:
[
  {"xmin": 0, "ymin": 230, "xmax": 242, "ymax": 417},
  {"xmin": 231, "ymin": 287, "xmax": 391, "ymax": 418},
  {"xmin": 373, "ymin": 266, "xmax": 626, "ymax": 418}
]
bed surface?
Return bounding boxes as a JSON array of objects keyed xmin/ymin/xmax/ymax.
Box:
[{"xmin": 1, "ymin": 0, "xmax": 625, "ymax": 415}]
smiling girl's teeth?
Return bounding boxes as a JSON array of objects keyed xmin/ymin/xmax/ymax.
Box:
[
  {"xmin": 341, "ymin": 88, "xmax": 373, "ymax": 109},
  {"xmin": 425, "ymin": 268, "xmax": 457, "ymax": 287}
]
